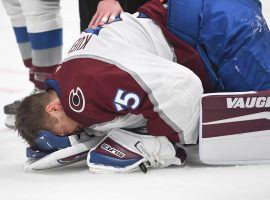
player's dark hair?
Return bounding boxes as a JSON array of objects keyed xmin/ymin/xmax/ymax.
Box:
[{"xmin": 15, "ymin": 91, "xmax": 57, "ymax": 148}]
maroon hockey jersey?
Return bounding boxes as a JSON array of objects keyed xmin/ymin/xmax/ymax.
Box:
[{"xmin": 45, "ymin": 2, "xmax": 203, "ymax": 144}]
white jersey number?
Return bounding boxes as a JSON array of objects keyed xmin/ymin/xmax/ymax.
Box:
[{"xmin": 114, "ymin": 89, "xmax": 140, "ymax": 112}]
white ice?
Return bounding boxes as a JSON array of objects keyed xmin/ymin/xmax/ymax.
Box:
[{"xmin": 1, "ymin": 1, "xmax": 270, "ymax": 200}]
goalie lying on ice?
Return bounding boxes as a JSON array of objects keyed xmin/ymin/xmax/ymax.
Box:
[
  {"xmin": 24, "ymin": 129, "xmax": 187, "ymax": 173},
  {"xmin": 15, "ymin": 0, "xmax": 270, "ymax": 172}
]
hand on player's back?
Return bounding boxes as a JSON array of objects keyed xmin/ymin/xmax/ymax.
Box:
[{"xmin": 89, "ymin": 0, "xmax": 123, "ymax": 29}]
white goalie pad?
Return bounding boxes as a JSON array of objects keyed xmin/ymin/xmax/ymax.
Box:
[
  {"xmin": 199, "ymin": 90, "xmax": 270, "ymax": 165},
  {"xmin": 24, "ymin": 133, "xmax": 104, "ymax": 171},
  {"xmin": 87, "ymin": 129, "xmax": 185, "ymax": 173}
]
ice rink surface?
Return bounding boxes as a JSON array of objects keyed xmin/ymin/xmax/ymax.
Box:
[{"xmin": 1, "ymin": 1, "xmax": 270, "ymax": 200}]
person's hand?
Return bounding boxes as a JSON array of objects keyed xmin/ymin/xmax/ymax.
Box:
[{"xmin": 89, "ymin": 0, "xmax": 123, "ymax": 29}]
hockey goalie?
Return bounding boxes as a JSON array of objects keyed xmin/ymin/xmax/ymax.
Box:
[{"xmin": 15, "ymin": 0, "xmax": 270, "ymax": 172}]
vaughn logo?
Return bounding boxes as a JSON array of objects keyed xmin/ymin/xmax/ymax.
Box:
[
  {"xmin": 227, "ymin": 97, "xmax": 270, "ymax": 108},
  {"xmin": 101, "ymin": 143, "xmax": 125, "ymax": 158}
]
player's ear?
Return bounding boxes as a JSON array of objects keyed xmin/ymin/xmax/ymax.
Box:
[{"xmin": 45, "ymin": 100, "xmax": 62, "ymax": 114}]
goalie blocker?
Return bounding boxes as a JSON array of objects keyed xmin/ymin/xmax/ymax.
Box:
[{"xmin": 200, "ymin": 90, "xmax": 270, "ymax": 165}]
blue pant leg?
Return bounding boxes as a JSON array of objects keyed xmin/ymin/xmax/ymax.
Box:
[{"xmin": 200, "ymin": 0, "xmax": 270, "ymax": 91}]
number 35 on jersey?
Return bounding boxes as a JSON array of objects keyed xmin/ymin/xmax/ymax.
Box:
[{"xmin": 114, "ymin": 89, "xmax": 141, "ymax": 112}]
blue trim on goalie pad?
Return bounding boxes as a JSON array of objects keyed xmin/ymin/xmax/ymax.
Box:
[
  {"xmin": 35, "ymin": 130, "xmax": 71, "ymax": 151},
  {"xmin": 90, "ymin": 151, "xmax": 141, "ymax": 168},
  {"xmin": 26, "ymin": 147, "xmax": 51, "ymax": 159},
  {"xmin": 13, "ymin": 27, "xmax": 30, "ymax": 43},
  {"xmin": 28, "ymin": 29, "xmax": 62, "ymax": 50}
]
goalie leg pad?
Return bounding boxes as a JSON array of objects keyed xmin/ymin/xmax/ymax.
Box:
[
  {"xmin": 87, "ymin": 129, "xmax": 185, "ymax": 173},
  {"xmin": 200, "ymin": 90, "xmax": 270, "ymax": 165}
]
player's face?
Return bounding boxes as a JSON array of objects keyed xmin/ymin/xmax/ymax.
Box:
[
  {"xmin": 45, "ymin": 92, "xmax": 83, "ymax": 136},
  {"xmin": 52, "ymin": 113, "xmax": 82, "ymax": 136}
]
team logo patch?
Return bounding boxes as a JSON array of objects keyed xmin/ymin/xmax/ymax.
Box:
[{"xmin": 69, "ymin": 87, "xmax": 85, "ymax": 113}]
